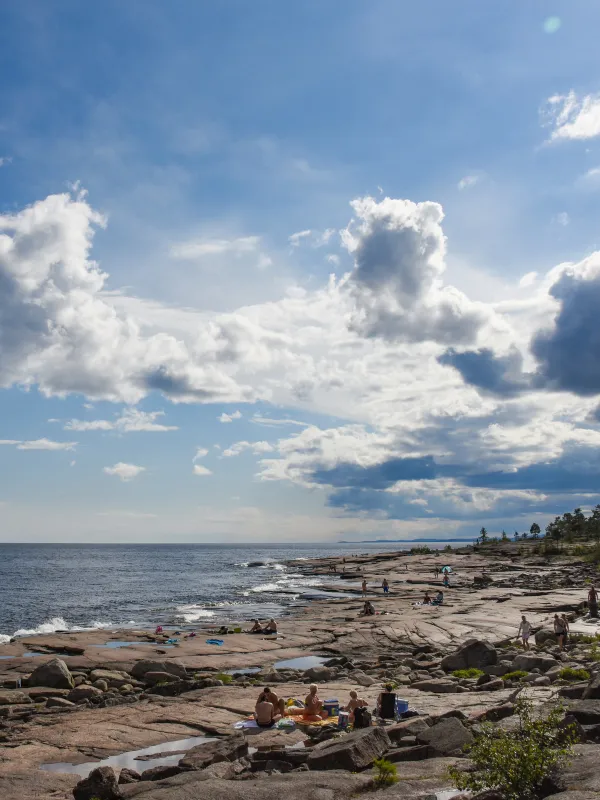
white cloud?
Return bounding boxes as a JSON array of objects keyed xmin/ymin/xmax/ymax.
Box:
[
  {"xmin": 251, "ymin": 414, "xmax": 308, "ymax": 428},
  {"xmin": 193, "ymin": 464, "xmax": 213, "ymax": 476},
  {"xmin": 222, "ymin": 440, "xmax": 274, "ymax": 457},
  {"xmin": 218, "ymin": 410, "xmax": 242, "ymax": 423},
  {"xmin": 545, "ymin": 91, "xmax": 600, "ymax": 141},
  {"xmin": 327, "ymin": 254, "xmax": 340, "ymax": 265},
  {"xmin": 170, "ymin": 235, "xmax": 261, "ymax": 259},
  {"xmin": 0, "ymin": 192, "xmax": 255, "ymax": 405},
  {"xmin": 103, "ymin": 462, "xmax": 145, "ymax": 481},
  {"xmin": 0, "ymin": 157, "xmax": 12, "ymax": 168},
  {"xmin": 289, "ymin": 230, "xmax": 312, "ymax": 247},
  {"xmin": 519, "ymin": 272, "xmax": 538, "ymax": 288},
  {"xmin": 555, "ymin": 212, "xmax": 570, "ymax": 227},
  {"xmin": 193, "ymin": 447, "xmax": 209, "ymax": 462},
  {"xmin": 65, "ymin": 408, "xmax": 178, "ymax": 433},
  {"xmin": 457, "ymin": 174, "xmax": 481, "ymax": 190},
  {"xmin": 0, "ymin": 438, "xmax": 77, "ymax": 451}
]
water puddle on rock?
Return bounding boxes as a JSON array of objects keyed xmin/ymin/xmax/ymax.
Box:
[
  {"xmin": 274, "ymin": 655, "xmax": 327, "ymax": 670},
  {"xmin": 40, "ymin": 735, "xmax": 215, "ymax": 778}
]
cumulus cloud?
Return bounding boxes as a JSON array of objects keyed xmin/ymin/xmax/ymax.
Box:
[
  {"xmin": 193, "ymin": 464, "xmax": 213, "ymax": 476},
  {"xmin": 103, "ymin": 462, "xmax": 145, "ymax": 481},
  {"xmin": 193, "ymin": 447, "xmax": 209, "ymax": 462},
  {"xmin": 65, "ymin": 408, "xmax": 178, "ymax": 433},
  {"xmin": 544, "ymin": 91, "xmax": 600, "ymax": 141},
  {"xmin": 218, "ymin": 410, "xmax": 242, "ymax": 423},
  {"xmin": 222, "ymin": 440, "xmax": 274, "ymax": 457},
  {"xmin": 341, "ymin": 196, "xmax": 488, "ymax": 344},
  {"xmin": 0, "ymin": 192, "xmax": 256, "ymax": 405},
  {"xmin": 0, "ymin": 438, "xmax": 77, "ymax": 451},
  {"xmin": 438, "ymin": 347, "xmax": 532, "ymax": 397}
]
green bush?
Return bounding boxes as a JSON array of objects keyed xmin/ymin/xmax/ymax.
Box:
[
  {"xmin": 449, "ymin": 698, "xmax": 576, "ymax": 800},
  {"xmin": 452, "ymin": 668, "xmax": 484, "ymax": 679},
  {"xmin": 558, "ymin": 667, "xmax": 590, "ymax": 682},
  {"xmin": 502, "ymin": 670, "xmax": 529, "ymax": 682},
  {"xmin": 373, "ymin": 757, "xmax": 398, "ymax": 787},
  {"xmin": 215, "ymin": 672, "xmax": 233, "ymax": 684},
  {"xmin": 410, "ymin": 545, "xmax": 432, "ymax": 555}
]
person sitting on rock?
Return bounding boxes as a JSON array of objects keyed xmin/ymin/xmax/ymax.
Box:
[
  {"xmin": 361, "ymin": 600, "xmax": 375, "ymax": 616},
  {"xmin": 262, "ymin": 686, "xmax": 286, "ymax": 718},
  {"xmin": 423, "ymin": 591, "xmax": 432, "ymax": 604},
  {"xmin": 254, "ymin": 693, "xmax": 281, "ymax": 728},
  {"xmin": 377, "ymin": 683, "xmax": 397, "ymax": 720},
  {"xmin": 249, "ymin": 619, "xmax": 263, "ymax": 634},
  {"xmin": 344, "ymin": 690, "xmax": 367, "ymax": 723},
  {"xmin": 303, "ymin": 684, "xmax": 326, "ymax": 721},
  {"xmin": 432, "ymin": 591, "xmax": 444, "ymax": 606},
  {"xmin": 263, "ymin": 619, "xmax": 278, "ymax": 634}
]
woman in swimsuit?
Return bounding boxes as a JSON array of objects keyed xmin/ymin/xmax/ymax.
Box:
[{"xmin": 254, "ymin": 693, "xmax": 281, "ymax": 728}]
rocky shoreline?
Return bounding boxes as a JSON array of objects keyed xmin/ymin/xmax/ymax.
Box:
[{"xmin": 2, "ymin": 547, "xmax": 600, "ymax": 799}]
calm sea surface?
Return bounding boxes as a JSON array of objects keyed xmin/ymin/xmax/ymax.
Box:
[{"xmin": 0, "ymin": 542, "xmax": 453, "ymax": 643}]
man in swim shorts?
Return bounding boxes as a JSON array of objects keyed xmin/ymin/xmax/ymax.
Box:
[{"xmin": 254, "ymin": 693, "xmax": 281, "ymax": 728}]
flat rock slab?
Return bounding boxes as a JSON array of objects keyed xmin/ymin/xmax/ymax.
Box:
[{"xmin": 119, "ymin": 770, "xmax": 373, "ymax": 800}]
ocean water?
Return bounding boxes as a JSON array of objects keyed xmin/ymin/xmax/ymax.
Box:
[{"xmin": 0, "ymin": 542, "xmax": 447, "ymax": 644}]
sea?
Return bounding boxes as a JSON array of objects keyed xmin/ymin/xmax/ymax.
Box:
[{"xmin": 0, "ymin": 542, "xmax": 454, "ymax": 644}]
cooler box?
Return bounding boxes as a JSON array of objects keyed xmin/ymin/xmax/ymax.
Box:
[
  {"xmin": 396, "ymin": 699, "xmax": 409, "ymax": 714},
  {"xmin": 323, "ymin": 699, "xmax": 340, "ymax": 717}
]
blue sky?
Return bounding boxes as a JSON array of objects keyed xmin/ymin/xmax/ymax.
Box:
[{"xmin": 2, "ymin": 0, "xmax": 600, "ymax": 542}]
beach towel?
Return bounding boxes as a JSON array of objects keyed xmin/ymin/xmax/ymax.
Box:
[
  {"xmin": 206, "ymin": 638, "xmax": 224, "ymax": 646},
  {"xmin": 233, "ymin": 719, "xmax": 260, "ymax": 729},
  {"xmin": 294, "ymin": 716, "xmax": 339, "ymax": 728}
]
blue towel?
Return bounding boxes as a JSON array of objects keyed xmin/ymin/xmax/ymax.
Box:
[{"xmin": 206, "ymin": 638, "xmax": 224, "ymax": 646}]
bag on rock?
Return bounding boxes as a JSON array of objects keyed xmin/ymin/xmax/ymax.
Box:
[{"xmin": 353, "ymin": 706, "xmax": 372, "ymax": 728}]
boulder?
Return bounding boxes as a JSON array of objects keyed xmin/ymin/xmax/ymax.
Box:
[
  {"xmin": 583, "ymin": 674, "xmax": 600, "ymax": 700},
  {"xmin": 352, "ymin": 670, "xmax": 376, "ymax": 687},
  {"xmin": 179, "ymin": 732, "xmax": 248, "ymax": 771},
  {"xmin": 72, "ymin": 766, "xmax": 123, "ymax": 800},
  {"xmin": 411, "ymin": 679, "xmax": 461, "ymax": 693},
  {"xmin": 46, "ymin": 697, "xmax": 76, "ymax": 708},
  {"xmin": 307, "ymin": 726, "xmax": 390, "ymax": 771},
  {"xmin": 68, "ymin": 685, "xmax": 103, "ymax": 702},
  {"xmin": 385, "ymin": 745, "xmax": 432, "ymax": 762},
  {"xmin": 130, "ymin": 660, "xmax": 187, "ymax": 680},
  {"xmin": 474, "ymin": 678, "xmax": 504, "ymax": 692},
  {"xmin": 441, "ymin": 640, "xmax": 497, "ymax": 672},
  {"xmin": 387, "ymin": 717, "xmax": 431, "ymax": 742},
  {"xmin": 565, "ymin": 702, "xmax": 600, "ymax": 725},
  {"xmin": 535, "ymin": 628, "xmax": 557, "ymax": 647},
  {"xmin": 118, "ymin": 769, "xmax": 140, "ymax": 785},
  {"xmin": 93, "ymin": 680, "xmax": 109, "ymax": 691},
  {"xmin": 512, "ymin": 653, "xmax": 558, "ymax": 673},
  {"xmin": 143, "ymin": 672, "xmax": 179, "ymax": 686},
  {"xmin": 0, "ymin": 691, "xmax": 32, "ymax": 705},
  {"xmin": 471, "ymin": 703, "xmax": 514, "ymax": 723},
  {"xmin": 27, "ymin": 657, "xmax": 74, "ymax": 689},
  {"xmin": 416, "ymin": 717, "xmax": 474, "ymax": 755},
  {"xmin": 140, "ymin": 765, "xmax": 184, "ymax": 781},
  {"xmin": 90, "ymin": 669, "xmax": 131, "ymax": 684},
  {"xmin": 303, "ymin": 666, "xmax": 333, "ymax": 682}
]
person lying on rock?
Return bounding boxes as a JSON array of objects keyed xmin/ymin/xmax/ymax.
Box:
[
  {"xmin": 344, "ymin": 690, "xmax": 367, "ymax": 723},
  {"xmin": 261, "ymin": 686, "xmax": 286, "ymax": 717},
  {"xmin": 254, "ymin": 693, "xmax": 282, "ymax": 728}
]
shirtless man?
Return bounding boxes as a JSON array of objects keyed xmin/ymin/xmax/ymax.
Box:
[
  {"xmin": 263, "ymin": 619, "xmax": 278, "ymax": 634},
  {"xmin": 362, "ymin": 579, "xmax": 368, "ymax": 596},
  {"xmin": 254, "ymin": 693, "xmax": 281, "ymax": 728},
  {"xmin": 344, "ymin": 690, "xmax": 367, "ymax": 722},
  {"xmin": 262, "ymin": 686, "xmax": 286, "ymax": 717}
]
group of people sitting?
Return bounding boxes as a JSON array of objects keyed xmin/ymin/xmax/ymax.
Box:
[
  {"xmin": 248, "ymin": 619, "xmax": 278, "ymax": 635},
  {"xmin": 422, "ymin": 591, "xmax": 444, "ymax": 605},
  {"xmin": 253, "ymin": 683, "xmax": 401, "ymax": 728}
]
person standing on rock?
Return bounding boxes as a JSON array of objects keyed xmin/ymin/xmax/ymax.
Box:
[
  {"xmin": 362, "ymin": 579, "xmax": 368, "ymax": 596},
  {"xmin": 554, "ymin": 614, "xmax": 567, "ymax": 651},
  {"xmin": 560, "ymin": 614, "xmax": 570, "ymax": 646},
  {"xmin": 382, "ymin": 578, "xmax": 389, "ymax": 594},
  {"xmin": 517, "ymin": 615, "xmax": 532, "ymax": 650},
  {"xmin": 589, "ymin": 585, "xmax": 599, "ymax": 619}
]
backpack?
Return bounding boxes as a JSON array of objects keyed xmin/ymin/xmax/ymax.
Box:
[{"xmin": 353, "ymin": 706, "xmax": 372, "ymax": 728}]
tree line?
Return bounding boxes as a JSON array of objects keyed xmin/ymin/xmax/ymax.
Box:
[{"xmin": 476, "ymin": 505, "xmax": 600, "ymax": 545}]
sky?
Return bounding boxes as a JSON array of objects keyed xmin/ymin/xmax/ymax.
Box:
[{"xmin": 1, "ymin": 1, "xmax": 600, "ymax": 543}]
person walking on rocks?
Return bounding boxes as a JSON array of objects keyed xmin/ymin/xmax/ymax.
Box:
[
  {"xmin": 517, "ymin": 615, "xmax": 532, "ymax": 650},
  {"xmin": 554, "ymin": 614, "xmax": 567, "ymax": 651},
  {"xmin": 589, "ymin": 586, "xmax": 599, "ymax": 619},
  {"xmin": 362, "ymin": 579, "xmax": 368, "ymax": 596}
]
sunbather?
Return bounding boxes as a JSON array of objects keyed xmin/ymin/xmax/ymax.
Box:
[
  {"xmin": 263, "ymin": 619, "xmax": 278, "ymax": 634},
  {"xmin": 249, "ymin": 619, "xmax": 263, "ymax": 634},
  {"xmin": 344, "ymin": 690, "xmax": 367, "ymax": 722},
  {"xmin": 254, "ymin": 693, "xmax": 281, "ymax": 728},
  {"xmin": 261, "ymin": 686, "xmax": 286, "ymax": 717}
]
